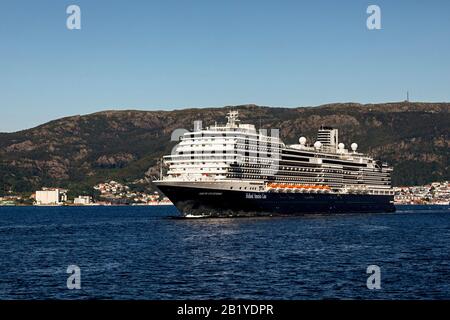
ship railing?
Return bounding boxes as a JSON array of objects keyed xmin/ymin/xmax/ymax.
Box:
[{"xmin": 162, "ymin": 175, "xmax": 220, "ymax": 182}]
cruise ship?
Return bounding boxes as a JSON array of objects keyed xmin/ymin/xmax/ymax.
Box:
[{"xmin": 154, "ymin": 111, "xmax": 395, "ymax": 216}]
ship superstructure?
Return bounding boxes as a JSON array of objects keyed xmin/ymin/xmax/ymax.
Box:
[{"xmin": 154, "ymin": 111, "xmax": 395, "ymax": 216}]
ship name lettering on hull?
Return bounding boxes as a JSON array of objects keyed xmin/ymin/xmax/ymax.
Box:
[{"xmin": 246, "ymin": 193, "xmax": 267, "ymax": 199}]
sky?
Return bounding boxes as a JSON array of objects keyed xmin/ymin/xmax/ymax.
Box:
[{"xmin": 1, "ymin": 0, "xmax": 450, "ymax": 132}]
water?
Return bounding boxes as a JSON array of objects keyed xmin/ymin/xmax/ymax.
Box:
[{"xmin": 0, "ymin": 205, "xmax": 449, "ymax": 300}]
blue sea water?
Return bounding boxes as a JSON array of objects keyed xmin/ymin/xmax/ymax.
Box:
[{"xmin": 0, "ymin": 205, "xmax": 449, "ymax": 300}]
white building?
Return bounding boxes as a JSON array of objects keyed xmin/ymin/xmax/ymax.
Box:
[
  {"xmin": 35, "ymin": 188, "xmax": 68, "ymax": 205},
  {"xmin": 73, "ymin": 196, "xmax": 93, "ymax": 205}
]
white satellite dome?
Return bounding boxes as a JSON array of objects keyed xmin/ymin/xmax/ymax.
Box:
[
  {"xmin": 338, "ymin": 143, "xmax": 345, "ymax": 150},
  {"xmin": 314, "ymin": 141, "xmax": 322, "ymax": 149},
  {"xmin": 351, "ymin": 143, "xmax": 358, "ymax": 151},
  {"xmin": 299, "ymin": 137, "xmax": 307, "ymax": 145}
]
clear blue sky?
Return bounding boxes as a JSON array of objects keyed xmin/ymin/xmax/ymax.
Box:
[{"xmin": 1, "ymin": 0, "xmax": 450, "ymax": 132}]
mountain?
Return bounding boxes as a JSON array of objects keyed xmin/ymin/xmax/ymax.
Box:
[{"xmin": 0, "ymin": 102, "xmax": 449, "ymax": 195}]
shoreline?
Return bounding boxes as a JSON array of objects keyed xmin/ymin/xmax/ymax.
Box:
[
  {"xmin": 0, "ymin": 203, "xmax": 175, "ymax": 207},
  {"xmin": 1, "ymin": 203, "xmax": 449, "ymax": 208}
]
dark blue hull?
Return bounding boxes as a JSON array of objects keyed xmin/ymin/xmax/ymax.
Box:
[{"xmin": 157, "ymin": 185, "xmax": 396, "ymax": 216}]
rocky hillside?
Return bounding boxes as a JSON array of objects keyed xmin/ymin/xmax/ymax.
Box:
[{"xmin": 0, "ymin": 102, "xmax": 449, "ymax": 194}]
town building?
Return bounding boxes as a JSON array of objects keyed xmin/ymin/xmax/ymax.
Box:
[
  {"xmin": 73, "ymin": 196, "xmax": 93, "ymax": 205},
  {"xmin": 35, "ymin": 188, "xmax": 68, "ymax": 205},
  {"xmin": 394, "ymin": 181, "xmax": 449, "ymax": 205}
]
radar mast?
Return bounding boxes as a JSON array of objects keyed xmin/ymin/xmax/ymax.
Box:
[{"xmin": 226, "ymin": 110, "xmax": 240, "ymax": 128}]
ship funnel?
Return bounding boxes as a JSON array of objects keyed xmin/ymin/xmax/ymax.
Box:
[{"xmin": 317, "ymin": 126, "xmax": 339, "ymax": 148}]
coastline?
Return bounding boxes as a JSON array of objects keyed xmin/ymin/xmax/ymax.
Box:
[{"xmin": 1, "ymin": 203, "xmax": 449, "ymax": 208}]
